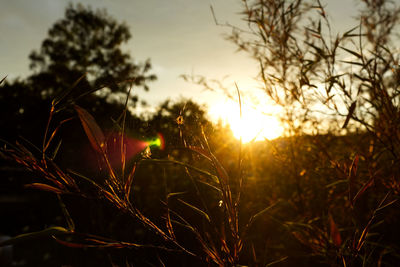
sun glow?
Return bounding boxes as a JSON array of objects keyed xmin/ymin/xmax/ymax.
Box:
[{"xmin": 209, "ymin": 100, "xmax": 284, "ymax": 143}]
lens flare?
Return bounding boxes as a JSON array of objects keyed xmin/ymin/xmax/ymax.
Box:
[
  {"xmin": 147, "ymin": 133, "xmax": 165, "ymax": 150},
  {"xmin": 106, "ymin": 133, "xmax": 147, "ymax": 167},
  {"xmin": 84, "ymin": 132, "xmax": 166, "ymax": 170}
]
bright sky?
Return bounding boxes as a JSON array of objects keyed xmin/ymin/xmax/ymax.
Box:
[{"xmin": 0, "ymin": 0, "xmax": 359, "ymax": 141}]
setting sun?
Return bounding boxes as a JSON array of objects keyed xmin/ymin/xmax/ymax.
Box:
[{"xmin": 209, "ymin": 100, "xmax": 284, "ymax": 142}]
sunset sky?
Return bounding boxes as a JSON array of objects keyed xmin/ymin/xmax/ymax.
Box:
[{"xmin": 0, "ymin": 0, "xmax": 359, "ymax": 139}]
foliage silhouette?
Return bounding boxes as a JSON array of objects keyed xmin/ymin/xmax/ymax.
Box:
[
  {"xmin": 29, "ymin": 3, "xmax": 156, "ymax": 102},
  {"xmin": 218, "ymin": 0, "xmax": 400, "ymax": 265}
]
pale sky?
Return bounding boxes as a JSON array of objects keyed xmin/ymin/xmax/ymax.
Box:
[{"xmin": 0, "ymin": 0, "xmax": 359, "ymax": 122}]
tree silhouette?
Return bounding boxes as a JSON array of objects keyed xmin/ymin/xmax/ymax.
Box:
[{"xmin": 28, "ymin": 3, "xmax": 156, "ymax": 102}]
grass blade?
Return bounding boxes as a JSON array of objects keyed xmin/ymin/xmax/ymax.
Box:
[
  {"xmin": 342, "ymin": 25, "xmax": 360, "ymax": 37},
  {"xmin": 352, "ymin": 176, "xmax": 374, "ymax": 206},
  {"xmin": 52, "ymin": 73, "xmax": 87, "ymax": 106},
  {"xmin": 57, "ymin": 195, "xmax": 75, "ymax": 231},
  {"xmin": 348, "ymin": 154, "xmax": 359, "ymax": 207},
  {"xmin": 342, "ymin": 101, "xmax": 356, "ymax": 129},
  {"xmin": 197, "ymin": 180, "xmax": 222, "ymax": 193},
  {"xmin": 329, "ymin": 214, "xmax": 342, "ymax": 247},
  {"xmin": 177, "ymin": 199, "xmax": 211, "ymax": 223},
  {"xmin": 25, "ymin": 183, "xmax": 64, "ymax": 194},
  {"xmin": 167, "ymin": 192, "xmax": 187, "ymax": 199},
  {"xmin": 141, "ymin": 159, "xmax": 219, "ymax": 184},
  {"xmin": 124, "ymin": 163, "xmax": 137, "ymax": 199},
  {"xmin": 0, "ymin": 76, "xmax": 7, "ymax": 85},
  {"xmin": 74, "ymin": 105, "xmax": 106, "ymax": 153},
  {"xmin": 340, "ymin": 46, "xmax": 363, "ymax": 59},
  {"xmin": 246, "ymin": 201, "xmax": 280, "ymax": 229},
  {"xmin": 51, "ymin": 139, "xmax": 63, "ymax": 160},
  {"xmin": 265, "ymin": 256, "xmax": 289, "ymax": 266},
  {"xmin": 0, "ymin": 227, "xmax": 71, "ymax": 247}
]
